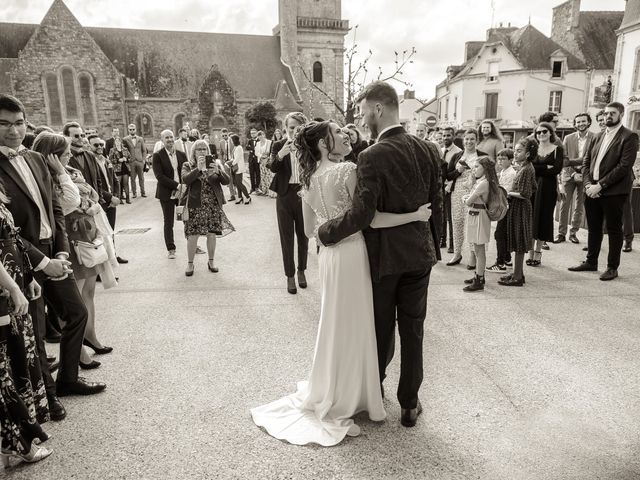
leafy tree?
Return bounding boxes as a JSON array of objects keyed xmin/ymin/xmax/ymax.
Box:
[{"xmin": 245, "ymin": 101, "xmax": 278, "ymax": 137}]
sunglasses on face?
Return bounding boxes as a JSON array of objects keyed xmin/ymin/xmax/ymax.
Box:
[
  {"xmin": 73, "ymin": 133, "xmax": 86, "ymax": 139},
  {"xmin": 535, "ymin": 130, "xmax": 549, "ymax": 135},
  {"xmin": 91, "ymin": 143, "xmax": 102, "ymax": 148}
]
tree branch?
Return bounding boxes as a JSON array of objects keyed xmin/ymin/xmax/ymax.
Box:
[{"xmin": 297, "ymin": 64, "xmax": 346, "ymax": 116}]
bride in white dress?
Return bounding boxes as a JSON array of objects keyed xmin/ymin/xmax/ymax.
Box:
[{"xmin": 251, "ymin": 121, "xmax": 431, "ymax": 446}]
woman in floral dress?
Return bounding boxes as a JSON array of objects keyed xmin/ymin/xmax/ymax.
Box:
[
  {"xmin": 0, "ymin": 193, "xmax": 52, "ymax": 467},
  {"xmin": 181, "ymin": 139, "xmax": 235, "ymax": 276}
]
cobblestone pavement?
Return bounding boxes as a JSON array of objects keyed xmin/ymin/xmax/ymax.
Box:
[{"xmin": 7, "ymin": 174, "xmax": 640, "ymax": 479}]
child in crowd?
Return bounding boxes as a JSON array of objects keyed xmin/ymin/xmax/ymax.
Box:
[
  {"xmin": 487, "ymin": 148, "xmax": 516, "ymax": 273},
  {"xmin": 462, "ymin": 155, "xmax": 500, "ymax": 292}
]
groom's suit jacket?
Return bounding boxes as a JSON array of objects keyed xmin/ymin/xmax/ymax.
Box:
[{"xmin": 317, "ymin": 126, "xmax": 443, "ymax": 281}]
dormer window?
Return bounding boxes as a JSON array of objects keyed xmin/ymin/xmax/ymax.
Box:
[{"xmin": 552, "ymin": 61, "xmax": 563, "ymax": 78}]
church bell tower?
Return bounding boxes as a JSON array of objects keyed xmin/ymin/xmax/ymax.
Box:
[{"xmin": 275, "ymin": 0, "xmax": 349, "ymax": 119}]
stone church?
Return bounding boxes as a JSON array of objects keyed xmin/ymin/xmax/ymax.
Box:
[{"xmin": 0, "ymin": 0, "xmax": 348, "ymax": 143}]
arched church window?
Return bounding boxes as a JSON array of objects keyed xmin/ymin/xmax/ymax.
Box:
[
  {"xmin": 78, "ymin": 73, "xmax": 96, "ymax": 127},
  {"xmin": 313, "ymin": 62, "xmax": 323, "ymax": 83},
  {"xmin": 135, "ymin": 113, "xmax": 153, "ymax": 137},
  {"xmin": 174, "ymin": 113, "xmax": 186, "ymax": 135},
  {"xmin": 61, "ymin": 67, "xmax": 78, "ymax": 119},
  {"xmin": 44, "ymin": 73, "xmax": 63, "ymax": 125},
  {"xmin": 212, "ymin": 90, "xmax": 224, "ymax": 115}
]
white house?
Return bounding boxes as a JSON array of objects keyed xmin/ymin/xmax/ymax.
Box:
[{"xmin": 614, "ymin": 0, "xmax": 640, "ymax": 131}]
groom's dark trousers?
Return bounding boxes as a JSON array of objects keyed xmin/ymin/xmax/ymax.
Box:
[{"xmin": 318, "ymin": 126, "xmax": 443, "ymax": 410}]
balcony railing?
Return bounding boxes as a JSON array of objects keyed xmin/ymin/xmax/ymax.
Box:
[
  {"xmin": 475, "ymin": 106, "xmax": 503, "ymax": 121},
  {"xmin": 297, "ymin": 17, "xmax": 350, "ymax": 31}
]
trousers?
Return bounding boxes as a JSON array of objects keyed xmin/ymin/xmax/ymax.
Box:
[{"xmin": 276, "ymin": 186, "xmax": 308, "ymax": 277}]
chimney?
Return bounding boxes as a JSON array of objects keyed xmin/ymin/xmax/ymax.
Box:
[
  {"xmin": 404, "ymin": 89, "xmax": 415, "ymax": 100},
  {"xmin": 552, "ymin": 0, "xmax": 581, "ymax": 39}
]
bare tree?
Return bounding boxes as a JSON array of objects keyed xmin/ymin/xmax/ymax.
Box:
[{"xmin": 298, "ymin": 26, "xmax": 416, "ymax": 124}]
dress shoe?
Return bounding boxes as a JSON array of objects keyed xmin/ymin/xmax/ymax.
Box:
[
  {"xmin": 141, "ymin": 194, "xmax": 147, "ymax": 198},
  {"xmin": 83, "ymin": 339, "xmax": 113, "ymax": 355},
  {"xmin": 447, "ymin": 247, "xmax": 454, "ymax": 254},
  {"xmin": 466, "ymin": 264, "xmax": 476, "ymax": 270},
  {"xmin": 48, "ymin": 361, "xmax": 59, "ymax": 373},
  {"xmin": 463, "ymin": 275, "xmax": 485, "ymax": 292},
  {"xmin": 554, "ymin": 235, "xmax": 566, "ymax": 243},
  {"xmin": 126, "ymin": 200, "xmax": 132, "ymax": 204},
  {"xmin": 599, "ymin": 268, "xmax": 618, "ymax": 281},
  {"xmin": 623, "ymin": 241, "xmax": 632, "ymax": 253},
  {"xmin": 568, "ymin": 262, "xmax": 597, "ymax": 272},
  {"xmin": 47, "ymin": 396, "xmax": 66, "ymax": 421},
  {"xmin": 569, "ymin": 234, "xmax": 579, "ymax": 244},
  {"xmin": 228, "ymin": 196, "xmax": 236, "ymax": 202},
  {"xmin": 400, "ymin": 400, "xmax": 423, "ymax": 427},
  {"xmin": 297, "ymin": 270, "xmax": 307, "ymax": 288},
  {"xmin": 79, "ymin": 360, "xmax": 101, "ymax": 370},
  {"xmin": 45, "ymin": 331, "xmax": 61, "ymax": 344},
  {"xmin": 541, "ymin": 242, "xmax": 550, "ymax": 250},
  {"xmin": 499, "ymin": 273, "xmax": 526, "ymax": 284},
  {"xmin": 116, "ymin": 256, "xmax": 129, "ymax": 264},
  {"xmin": 56, "ymin": 378, "xmax": 106, "ymax": 396},
  {"xmin": 498, "ymin": 276, "xmax": 524, "ymax": 287},
  {"xmin": 132, "ymin": 194, "xmax": 137, "ymax": 198},
  {"xmin": 287, "ymin": 276, "xmax": 297, "ymax": 294},
  {"xmin": 446, "ymin": 255, "xmax": 462, "ymax": 266}
]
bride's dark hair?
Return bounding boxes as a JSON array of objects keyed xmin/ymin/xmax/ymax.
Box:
[{"xmin": 294, "ymin": 120, "xmax": 335, "ymax": 189}]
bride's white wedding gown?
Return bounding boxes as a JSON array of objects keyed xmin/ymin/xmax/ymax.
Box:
[{"xmin": 251, "ymin": 161, "xmax": 386, "ymax": 446}]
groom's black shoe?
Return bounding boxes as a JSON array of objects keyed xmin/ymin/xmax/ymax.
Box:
[
  {"xmin": 287, "ymin": 276, "xmax": 297, "ymax": 294},
  {"xmin": 400, "ymin": 400, "xmax": 423, "ymax": 428}
]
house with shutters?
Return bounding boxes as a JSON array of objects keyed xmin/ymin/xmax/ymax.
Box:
[{"xmin": 0, "ymin": 0, "xmax": 348, "ymax": 143}]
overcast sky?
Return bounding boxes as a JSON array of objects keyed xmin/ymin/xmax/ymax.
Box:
[{"xmin": 1, "ymin": 0, "xmax": 626, "ymax": 100}]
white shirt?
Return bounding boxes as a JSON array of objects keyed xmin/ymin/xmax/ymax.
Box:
[
  {"xmin": 577, "ymin": 134, "xmax": 588, "ymax": 159},
  {"xmin": 289, "ymin": 144, "xmax": 300, "ymax": 184},
  {"xmin": 443, "ymin": 144, "xmax": 462, "ymax": 165},
  {"xmin": 232, "ymin": 146, "xmax": 246, "ymax": 174},
  {"xmin": 0, "ymin": 145, "xmax": 53, "ymax": 240},
  {"xmin": 256, "ymin": 140, "xmax": 272, "ymax": 161},
  {"xmin": 499, "ymin": 165, "xmax": 517, "ymax": 192},
  {"xmin": 593, "ymin": 123, "xmax": 623, "ymax": 181},
  {"xmin": 95, "ymin": 155, "xmax": 111, "ymax": 193},
  {"xmin": 165, "ymin": 148, "xmax": 179, "ymax": 182},
  {"xmin": 376, "ymin": 124, "xmax": 403, "ymax": 141}
]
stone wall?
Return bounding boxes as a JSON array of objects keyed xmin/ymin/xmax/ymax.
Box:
[
  {"xmin": 551, "ymin": 0, "xmax": 584, "ymax": 63},
  {"xmin": 11, "ymin": 1, "xmax": 125, "ymax": 131}
]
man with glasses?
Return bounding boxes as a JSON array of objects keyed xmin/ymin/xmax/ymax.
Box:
[
  {"xmin": 569, "ymin": 102, "xmax": 639, "ymax": 281},
  {"xmin": 0, "ymin": 95, "xmax": 106, "ymax": 421},
  {"xmin": 88, "ymin": 135, "xmax": 127, "ymax": 264},
  {"xmin": 123, "ymin": 123, "xmax": 148, "ymax": 199}
]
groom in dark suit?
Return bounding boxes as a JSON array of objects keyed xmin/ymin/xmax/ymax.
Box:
[
  {"xmin": 318, "ymin": 81, "xmax": 443, "ymax": 427},
  {"xmin": 569, "ymin": 102, "xmax": 639, "ymax": 280}
]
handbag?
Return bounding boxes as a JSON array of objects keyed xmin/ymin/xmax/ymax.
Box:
[
  {"xmin": 66, "ymin": 210, "xmax": 98, "ymax": 243},
  {"xmin": 72, "ymin": 239, "xmax": 108, "ymax": 268},
  {"xmin": 176, "ymin": 188, "xmax": 190, "ymax": 222}
]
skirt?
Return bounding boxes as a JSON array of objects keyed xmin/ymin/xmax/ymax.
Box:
[{"xmin": 465, "ymin": 207, "xmax": 491, "ymax": 245}]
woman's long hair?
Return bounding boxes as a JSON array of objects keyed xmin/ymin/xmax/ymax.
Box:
[
  {"xmin": 294, "ymin": 121, "xmax": 334, "ymax": 189},
  {"xmin": 32, "ymin": 132, "xmax": 69, "ymax": 158},
  {"xmin": 476, "ymin": 155, "xmax": 501, "ymax": 202},
  {"xmin": 537, "ymin": 121, "xmax": 557, "ymax": 144},
  {"xmin": 477, "ymin": 120, "xmax": 504, "ymax": 142},
  {"xmin": 345, "ymin": 123, "xmax": 363, "ymax": 144},
  {"xmin": 188, "ymin": 139, "xmax": 210, "ymax": 166}
]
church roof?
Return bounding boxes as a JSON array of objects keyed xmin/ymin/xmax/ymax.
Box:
[
  {"xmin": 572, "ymin": 11, "xmax": 624, "ymax": 69},
  {"xmin": 0, "ymin": 21, "xmax": 299, "ymax": 101},
  {"xmin": 620, "ymin": 0, "xmax": 640, "ymax": 31}
]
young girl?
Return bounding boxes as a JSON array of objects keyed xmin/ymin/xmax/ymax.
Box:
[
  {"xmin": 462, "ymin": 155, "xmax": 500, "ymax": 292},
  {"xmin": 499, "ymin": 138, "xmax": 538, "ymax": 287}
]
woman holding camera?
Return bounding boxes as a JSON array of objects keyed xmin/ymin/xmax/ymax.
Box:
[{"xmin": 181, "ymin": 140, "xmax": 235, "ymax": 276}]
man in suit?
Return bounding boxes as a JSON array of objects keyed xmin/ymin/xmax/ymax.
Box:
[
  {"xmin": 104, "ymin": 126, "xmax": 119, "ymax": 157},
  {"xmin": 317, "ymin": 81, "xmax": 443, "ymax": 427},
  {"xmin": 218, "ymin": 128, "xmax": 236, "ymax": 201},
  {"xmin": 569, "ymin": 102, "xmax": 639, "ymax": 280},
  {"xmin": 441, "ymin": 127, "xmax": 461, "ymax": 253},
  {"xmin": 0, "ymin": 95, "xmax": 106, "ymax": 421},
  {"xmin": 123, "ymin": 123, "xmax": 148, "ymax": 198},
  {"xmin": 152, "ymin": 129, "xmax": 187, "ymax": 259},
  {"xmin": 556, "ymin": 113, "xmax": 594, "ymax": 244},
  {"xmin": 269, "ymin": 112, "xmax": 309, "ymax": 294},
  {"xmin": 246, "ymin": 128, "xmax": 260, "ymax": 193}
]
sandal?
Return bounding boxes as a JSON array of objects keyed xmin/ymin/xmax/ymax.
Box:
[{"xmin": 529, "ymin": 250, "xmax": 542, "ymax": 267}]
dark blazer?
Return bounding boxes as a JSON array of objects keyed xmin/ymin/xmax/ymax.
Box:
[
  {"xmin": 104, "ymin": 137, "xmax": 115, "ymax": 157},
  {"xmin": 445, "ymin": 149, "xmax": 488, "ymax": 192},
  {"xmin": 583, "ymin": 125, "xmax": 639, "ymax": 196},
  {"xmin": 0, "ymin": 149, "xmax": 69, "ymax": 257},
  {"xmin": 181, "ymin": 162, "xmax": 230, "ymax": 208},
  {"xmin": 317, "ymin": 126, "xmax": 444, "ymax": 281},
  {"xmin": 152, "ymin": 148, "xmax": 187, "ymax": 201},
  {"xmin": 68, "ymin": 150, "xmax": 112, "ymax": 207},
  {"xmin": 268, "ymin": 138, "xmax": 296, "ymax": 196},
  {"xmin": 246, "ymin": 138, "xmax": 257, "ymax": 160}
]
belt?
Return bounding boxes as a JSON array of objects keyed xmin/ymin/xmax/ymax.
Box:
[
  {"xmin": 38, "ymin": 237, "xmax": 53, "ymax": 245},
  {"xmin": 470, "ymin": 203, "xmax": 486, "ymax": 209}
]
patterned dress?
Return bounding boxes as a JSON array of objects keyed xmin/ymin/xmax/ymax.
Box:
[
  {"xmin": 185, "ymin": 177, "xmax": 235, "ymax": 237},
  {"xmin": 507, "ymin": 163, "xmax": 537, "ymax": 253},
  {"xmin": 0, "ymin": 203, "xmax": 49, "ymax": 454}
]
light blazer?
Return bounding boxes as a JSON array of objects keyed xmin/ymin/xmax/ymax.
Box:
[
  {"xmin": 0, "ymin": 149, "xmax": 68, "ymax": 257},
  {"xmin": 561, "ymin": 130, "xmax": 594, "ymax": 182},
  {"xmin": 123, "ymin": 135, "xmax": 148, "ymax": 164},
  {"xmin": 152, "ymin": 149, "xmax": 187, "ymax": 201},
  {"xmin": 582, "ymin": 125, "xmax": 639, "ymax": 197}
]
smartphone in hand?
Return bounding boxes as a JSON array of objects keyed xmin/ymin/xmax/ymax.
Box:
[{"xmin": 205, "ymin": 154, "xmax": 215, "ymax": 169}]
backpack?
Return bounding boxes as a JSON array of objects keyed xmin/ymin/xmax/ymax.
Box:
[{"xmin": 486, "ymin": 185, "xmax": 509, "ymax": 221}]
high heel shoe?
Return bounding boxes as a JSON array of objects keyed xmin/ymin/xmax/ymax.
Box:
[
  {"xmin": 79, "ymin": 360, "xmax": 101, "ymax": 370},
  {"xmin": 185, "ymin": 262, "xmax": 194, "ymax": 277},
  {"xmin": 245, "ymin": 197, "xmax": 251, "ymax": 205},
  {"xmin": 82, "ymin": 339, "xmax": 113, "ymax": 355},
  {"xmin": 207, "ymin": 260, "xmax": 219, "ymax": 273},
  {"xmin": 235, "ymin": 198, "xmax": 244, "ymax": 204},
  {"xmin": 446, "ymin": 255, "xmax": 462, "ymax": 266},
  {"xmin": 529, "ymin": 250, "xmax": 542, "ymax": 267},
  {"xmin": 1, "ymin": 444, "xmax": 53, "ymax": 468}
]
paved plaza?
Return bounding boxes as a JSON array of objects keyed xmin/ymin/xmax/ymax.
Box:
[{"xmin": 7, "ymin": 173, "xmax": 640, "ymax": 480}]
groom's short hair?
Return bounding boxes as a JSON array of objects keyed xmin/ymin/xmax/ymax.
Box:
[{"xmin": 356, "ymin": 81, "xmax": 399, "ymax": 110}]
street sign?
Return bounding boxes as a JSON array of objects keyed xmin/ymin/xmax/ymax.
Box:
[{"xmin": 426, "ymin": 116, "xmax": 437, "ymax": 127}]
